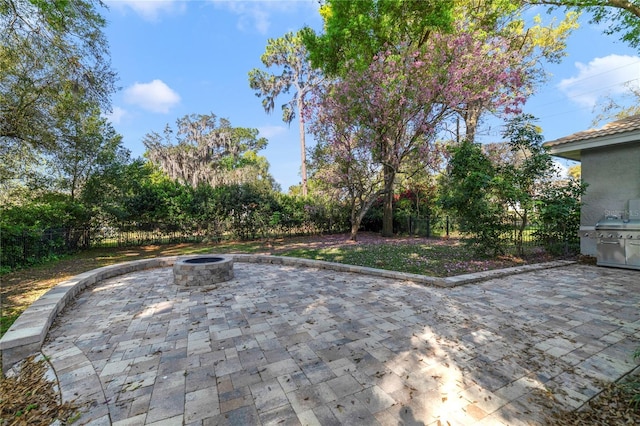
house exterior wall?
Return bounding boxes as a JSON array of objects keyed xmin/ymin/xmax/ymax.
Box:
[{"xmin": 580, "ymin": 142, "xmax": 640, "ymax": 255}]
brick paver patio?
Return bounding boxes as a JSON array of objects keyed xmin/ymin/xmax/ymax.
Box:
[{"xmin": 40, "ymin": 263, "xmax": 639, "ymax": 425}]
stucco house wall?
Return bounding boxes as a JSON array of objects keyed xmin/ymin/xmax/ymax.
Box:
[
  {"xmin": 580, "ymin": 142, "xmax": 640, "ymax": 255},
  {"xmin": 544, "ymin": 115, "xmax": 640, "ymax": 257}
]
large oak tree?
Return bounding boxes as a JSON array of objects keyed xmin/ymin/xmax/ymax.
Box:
[
  {"xmin": 143, "ymin": 113, "xmax": 274, "ymax": 189},
  {"xmin": 1, "ymin": 0, "xmax": 116, "ymax": 147},
  {"xmin": 1, "ymin": 0, "xmax": 117, "ymax": 195}
]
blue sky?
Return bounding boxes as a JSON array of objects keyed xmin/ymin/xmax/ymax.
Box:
[{"xmin": 103, "ymin": 1, "xmax": 640, "ymax": 191}]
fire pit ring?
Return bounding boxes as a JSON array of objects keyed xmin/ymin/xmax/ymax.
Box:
[{"xmin": 173, "ymin": 255, "xmax": 234, "ymax": 287}]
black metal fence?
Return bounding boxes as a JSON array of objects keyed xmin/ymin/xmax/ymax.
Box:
[
  {"xmin": 1, "ymin": 227, "xmax": 88, "ymax": 272},
  {"xmin": 0, "ymin": 215, "xmax": 568, "ymax": 272},
  {"xmin": 0, "ymin": 227, "xmax": 205, "ymax": 271},
  {"xmin": 400, "ymin": 215, "xmax": 458, "ymax": 238},
  {"xmin": 400, "ymin": 215, "xmax": 544, "ymax": 247},
  {"xmin": 0, "ymin": 223, "xmax": 339, "ymax": 271},
  {"xmin": 89, "ymin": 226, "xmax": 209, "ymax": 248}
]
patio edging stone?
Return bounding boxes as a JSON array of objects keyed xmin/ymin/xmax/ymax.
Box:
[{"xmin": 0, "ymin": 254, "xmax": 574, "ymax": 373}]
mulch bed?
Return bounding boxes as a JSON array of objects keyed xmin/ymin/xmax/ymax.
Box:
[
  {"xmin": 0, "ymin": 356, "xmax": 80, "ymax": 425},
  {"xmin": 545, "ymin": 369, "xmax": 640, "ymax": 425}
]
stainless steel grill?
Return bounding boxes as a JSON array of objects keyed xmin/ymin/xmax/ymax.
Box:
[{"xmin": 594, "ymin": 216, "xmax": 640, "ymax": 270}]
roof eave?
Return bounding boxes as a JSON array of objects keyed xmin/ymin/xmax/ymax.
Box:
[{"xmin": 545, "ymin": 130, "xmax": 640, "ymax": 161}]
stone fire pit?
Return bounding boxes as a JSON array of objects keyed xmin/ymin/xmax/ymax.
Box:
[{"xmin": 173, "ymin": 255, "xmax": 234, "ymax": 287}]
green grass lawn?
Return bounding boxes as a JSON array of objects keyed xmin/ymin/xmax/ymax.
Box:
[{"xmin": 278, "ymin": 243, "xmax": 492, "ymax": 276}]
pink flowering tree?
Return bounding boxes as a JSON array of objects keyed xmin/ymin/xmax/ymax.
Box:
[
  {"xmin": 308, "ymin": 30, "xmax": 528, "ymax": 239},
  {"xmin": 309, "ymin": 88, "xmax": 386, "ymax": 240}
]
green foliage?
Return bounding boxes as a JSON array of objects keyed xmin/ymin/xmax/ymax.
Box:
[
  {"xmin": 1, "ymin": 0, "xmax": 116, "ymax": 150},
  {"xmin": 0, "ymin": 224, "xmax": 69, "ymax": 271},
  {"xmin": 529, "ymin": 0, "xmax": 640, "ymax": 50},
  {"xmin": 50, "ymin": 102, "xmax": 128, "ymax": 200},
  {"xmin": 248, "ymin": 30, "xmax": 323, "ymax": 196},
  {"xmin": 215, "ymin": 184, "xmax": 277, "ymax": 240},
  {"xmin": 535, "ymin": 178, "xmax": 586, "ymax": 255},
  {"xmin": 0, "ymin": 194, "xmax": 92, "ymax": 270},
  {"xmin": 271, "ymin": 194, "xmax": 313, "ymax": 234},
  {"xmin": 143, "ymin": 113, "xmax": 273, "ymax": 189},
  {"xmin": 187, "ymin": 184, "xmax": 224, "ymax": 236},
  {"xmin": 302, "ymin": 0, "xmax": 453, "ymax": 75},
  {"xmin": 497, "ymin": 114, "xmax": 555, "ymax": 255},
  {"xmin": 439, "ymin": 140, "xmax": 509, "ymax": 256},
  {"xmin": 248, "ymin": 31, "xmax": 322, "ymax": 123},
  {"xmin": 1, "ymin": 0, "xmax": 126, "ymax": 223},
  {"xmin": 123, "ymin": 177, "xmax": 192, "ymax": 231},
  {"xmin": 2, "ymin": 194, "xmax": 91, "ymax": 229},
  {"xmin": 0, "ymin": 180, "xmax": 351, "ymax": 271},
  {"xmin": 87, "ymin": 161, "xmax": 347, "ymax": 240},
  {"xmin": 82, "ymin": 159, "xmax": 150, "ymax": 222},
  {"xmin": 441, "ymin": 114, "xmax": 584, "ymax": 257}
]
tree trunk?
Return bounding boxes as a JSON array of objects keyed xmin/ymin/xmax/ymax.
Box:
[
  {"xmin": 381, "ymin": 163, "xmax": 395, "ymax": 237},
  {"xmin": 297, "ymin": 97, "xmax": 308, "ymax": 197},
  {"xmin": 351, "ymin": 200, "xmax": 375, "ymax": 241},
  {"xmin": 350, "ymin": 223, "xmax": 359, "ymax": 241},
  {"xmin": 349, "ymin": 190, "xmax": 385, "ymax": 242},
  {"xmin": 349, "ymin": 197, "xmax": 359, "ymax": 241},
  {"xmin": 516, "ymin": 209, "xmax": 528, "ymax": 257},
  {"xmin": 463, "ymin": 102, "xmax": 483, "ymax": 143}
]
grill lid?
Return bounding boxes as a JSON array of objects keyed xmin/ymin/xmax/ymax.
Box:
[{"xmin": 595, "ymin": 216, "xmax": 640, "ymax": 230}]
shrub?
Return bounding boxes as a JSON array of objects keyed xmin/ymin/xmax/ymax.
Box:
[
  {"xmin": 535, "ymin": 178, "xmax": 586, "ymax": 256},
  {"xmin": 439, "ymin": 140, "xmax": 509, "ymax": 256}
]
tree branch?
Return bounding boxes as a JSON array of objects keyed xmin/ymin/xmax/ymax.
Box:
[{"xmin": 526, "ymin": 0, "xmax": 640, "ymax": 19}]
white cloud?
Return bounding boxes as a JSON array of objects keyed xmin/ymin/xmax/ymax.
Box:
[
  {"xmin": 209, "ymin": 0, "xmax": 308, "ymax": 34},
  {"xmin": 106, "ymin": 0, "xmax": 185, "ymax": 21},
  {"xmin": 124, "ymin": 79, "xmax": 181, "ymax": 113},
  {"xmin": 235, "ymin": 3, "xmax": 270, "ymax": 34},
  {"xmin": 558, "ymin": 54, "xmax": 640, "ymax": 108},
  {"xmin": 104, "ymin": 106, "xmax": 127, "ymax": 124},
  {"xmin": 258, "ymin": 125, "xmax": 287, "ymax": 139}
]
